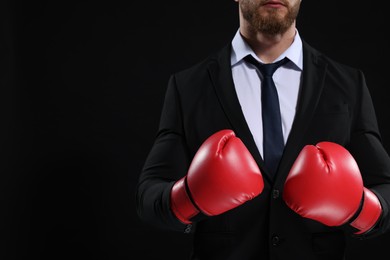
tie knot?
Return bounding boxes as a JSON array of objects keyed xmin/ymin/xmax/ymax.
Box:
[{"xmin": 244, "ymin": 55, "xmax": 289, "ymax": 77}]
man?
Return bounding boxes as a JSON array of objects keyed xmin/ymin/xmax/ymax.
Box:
[{"xmin": 135, "ymin": 0, "xmax": 390, "ymax": 259}]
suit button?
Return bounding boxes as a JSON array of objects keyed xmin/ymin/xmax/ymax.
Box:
[
  {"xmin": 184, "ymin": 224, "xmax": 192, "ymax": 234},
  {"xmin": 272, "ymin": 235, "xmax": 280, "ymax": 246},
  {"xmin": 272, "ymin": 189, "xmax": 280, "ymax": 199}
]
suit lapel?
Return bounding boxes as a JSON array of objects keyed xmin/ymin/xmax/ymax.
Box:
[
  {"xmin": 275, "ymin": 41, "xmax": 329, "ymax": 186},
  {"xmin": 207, "ymin": 44, "xmax": 271, "ymax": 182}
]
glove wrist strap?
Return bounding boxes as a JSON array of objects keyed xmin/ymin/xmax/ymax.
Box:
[
  {"xmin": 350, "ymin": 187, "xmax": 382, "ymax": 234},
  {"xmin": 170, "ymin": 176, "xmax": 199, "ymax": 224}
]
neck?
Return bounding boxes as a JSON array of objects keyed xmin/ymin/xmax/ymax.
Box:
[{"xmin": 239, "ymin": 22, "xmax": 296, "ymax": 63}]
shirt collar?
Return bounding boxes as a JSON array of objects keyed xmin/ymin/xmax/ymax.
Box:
[{"xmin": 231, "ymin": 28, "xmax": 303, "ymax": 70}]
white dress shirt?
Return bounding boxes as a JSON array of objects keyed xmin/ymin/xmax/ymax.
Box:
[{"xmin": 230, "ymin": 29, "xmax": 303, "ymax": 157}]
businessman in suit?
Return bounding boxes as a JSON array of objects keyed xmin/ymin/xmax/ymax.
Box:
[{"xmin": 136, "ymin": 0, "xmax": 390, "ymax": 259}]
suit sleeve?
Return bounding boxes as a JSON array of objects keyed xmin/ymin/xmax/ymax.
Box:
[
  {"xmin": 135, "ymin": 75, "xmax": 191, "ymax": 232},
  {"xmin": 347, "ymin": 70, "xmax": 390, "ymax": 239}
]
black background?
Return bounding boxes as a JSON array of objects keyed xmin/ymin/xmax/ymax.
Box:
[{"xmin": 1, "ymin": 1, "xmax": 389, "ymax": 259}]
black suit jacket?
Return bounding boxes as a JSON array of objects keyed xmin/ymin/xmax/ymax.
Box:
[{"xmin": 136, "ymin": 40, "xmax": 390, "ymax": 259}]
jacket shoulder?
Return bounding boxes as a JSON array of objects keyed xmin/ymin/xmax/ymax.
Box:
[
  {"xmin": 303, "ymin": 40, "xmax": 363, "ymax": 76},
  {"xmin": 171, "ymin": 44, "xmax": 231, "ymax": 83}
]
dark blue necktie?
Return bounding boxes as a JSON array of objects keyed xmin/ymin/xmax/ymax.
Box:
[{"xmin": 244, "ymin": 55, "xmax": 289, "ymax": 178}]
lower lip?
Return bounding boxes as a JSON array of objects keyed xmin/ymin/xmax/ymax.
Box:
[{"xmin": 264, "ymin": 3, "xmax": 284, "ymax": 8}]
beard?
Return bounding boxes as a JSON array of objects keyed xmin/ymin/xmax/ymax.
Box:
[{"xmin": 241, "ymin": 0, "xmax": 301, "ymax": 35}]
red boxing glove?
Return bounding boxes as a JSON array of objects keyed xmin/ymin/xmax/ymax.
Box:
[
  {"xmin": 283, "ymin": 142, "xmax": 382, "ymax": 234},
  {"xmin": 170, "ymin": 129, "xmax": 264, "ymax": 224}
]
